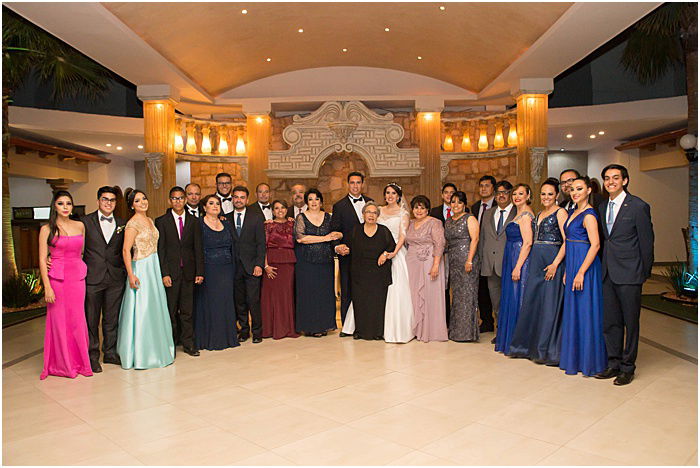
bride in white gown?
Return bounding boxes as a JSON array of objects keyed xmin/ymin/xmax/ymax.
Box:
[{"xmin": 342, "ymin": 183, "xmax": 415, "ymax": 343}]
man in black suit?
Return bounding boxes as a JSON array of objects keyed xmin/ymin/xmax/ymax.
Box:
[
  {"xmin": 429, "ymin": 182, "xmax": 457, "ymax": 225},
  {"xmin": 471, "ymin": 175, "xmax": 497, "ymax": 333},
  {"xmin": 330, "ymin": 171, "xmax": 373, "ymax": 329},
  {"xmin": 247, "ymin": 182, "xmax": 273, "ymax": 221},
  {"xmin": 81, "ymin": 186, "xmax": 127, "ymax": 373},
  {"xmin": 429, "ymin": 182, "xmax": 457, "ymax": 326},
  {"xmin": 185, "ymin": 183, "xmax": 205, "ymax": 217},
  {"xmin": 155, "ymin": 186, "xmax": 205, "ymax": 357},
  {"xmin": 226, "ymin": 185, "xmax": 266, "ymax": 343},
  {"xmin": 595, "ymin": 164, "xmax": 654, "ymax": 386}
]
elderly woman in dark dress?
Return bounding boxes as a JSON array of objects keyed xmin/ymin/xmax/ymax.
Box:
[{"xmin": 338, "ymin": 202, "xmax": 396, "ymax": 340}]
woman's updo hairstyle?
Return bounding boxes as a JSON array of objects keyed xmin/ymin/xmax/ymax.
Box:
[
  {"xmin": 124, "ymin": 188, "xmax": 147, "ymax": 215},
  {"xmin": 541, "ymin": 177, "xmax": 560, "ymax": 194}
]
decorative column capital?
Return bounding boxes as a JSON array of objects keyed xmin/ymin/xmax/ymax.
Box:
[
  {"xmin": 510, "ymin": 78, "xmax": 554, "ymax": 99},
  {"xmin": 137, "ymin": 84, "xmax": 181, "ymax": 104}
]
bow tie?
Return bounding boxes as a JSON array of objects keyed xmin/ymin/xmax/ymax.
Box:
[
  {"xmin": 262, "ymin": 205, "xmax": 270, "ymax": 210},
  {"xmin": 100, "ymin": 216, "xmax": 113, "ymax": 223},
  {"xmin": 188, "ymin": 208, "xmax": 198, "ymax": 214},
  {"xmin": 351, "ymin": 196, "xmax": 363, "ymax": 204},
  {"xmin": 220, "ymin": 196, "xmax": 232, "ymax": 202}
]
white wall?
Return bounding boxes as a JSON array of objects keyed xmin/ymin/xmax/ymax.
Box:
[
  {"xmin": 588, "ymin": 144, "xmax": 689, "ymax": 263},
  {"xmin": 70, "ymin": 157, "xmax": 136, "ymax": 209},
  {"xmin": 548, "ymin": 150, "xmax": 588, "ymax": 179},
  {"xmin": 8, "ymin": 176, "xmax": 54, "ymax": 207},
  {"xmin": 176, "ymin": 161, "xmax": 191, "ymax": 188}
]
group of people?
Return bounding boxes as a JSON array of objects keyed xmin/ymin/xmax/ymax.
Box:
[{"xmin": 38, "ymin": 165, "xmax": 653, "ymax": 386}]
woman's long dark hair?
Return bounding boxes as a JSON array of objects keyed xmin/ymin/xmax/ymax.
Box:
[
  {"xmin": 47, "ymin": 190, "xmax": 74, "ymax": 247},
  {"xmin": 124, "ymin": 188, "xmax": 147, "ymax": 218}
]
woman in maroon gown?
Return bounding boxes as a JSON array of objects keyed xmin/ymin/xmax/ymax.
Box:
[{"xmin": 261, "ymin": 200, "xmax": 299, "ymax": 339}]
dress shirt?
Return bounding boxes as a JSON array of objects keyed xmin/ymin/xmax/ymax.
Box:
[
  {"xmin": 98, "ymin": 211, "xmax": 116, "ymax": 243},
  {"xmin": 216, "ymin": 192, "xmax": 234, "ymax": 214},
  {"xmin": 564, "ymin": 198, "xmax": 576, "ymax": 212},
  {"xmin": 258, "ymin": 201, "xmax": 273, "ymax": 221},
  {"xmin": 478, "ymin": 197, "xmax": 494, "ymax": 223},
  {"xmin": 441, "ymin": 204, "xmax": 451, "ymax": 221},
  {"xmin": 494, "ymin": 203, "xmax": 514, "ymax": 232},
  {"xmin": 606, "ymin": 190, "xmax": 627, "ymax": 230},
  {"xmin": 171, "ymin": 210, "xmax": 185, "ymax": 239},
  {"xmin": 293, "ymin": 204, "xmax": 308, "ymax": 218},
  {"xmin": 233, "ymin": 207, "xmax": 247, "ymax": 230},
  {"xmin": 186, "ymin": 204, "xmax": 200, "ymax": 217},
  {"xmin": 349, "ymin": 195, "xmax": 365, "ymax": 223}
]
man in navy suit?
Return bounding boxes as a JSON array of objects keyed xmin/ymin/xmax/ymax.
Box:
[
  {"xmin": 330, "ymin": 172, "xmax": 373, "ymax": 330},
  {"xmin": 595, "ymin": 164, "xmax": 654, "ymax": 386}
]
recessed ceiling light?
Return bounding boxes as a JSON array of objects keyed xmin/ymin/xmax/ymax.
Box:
[
  {"xmin": 342, "ymin": 48, "xmax": 348, "ymax": 52},
  {"xmin": 106, "ymin": 143, "xmax": 112, "ymax": 147},
  {"xmin": 298, "ymin": 28, "xmax": 304, "ymax": 33},
  {"xmin": 137, "ymin": 145, "xmax": 144, "ymax": 149},
  {"xmin": 266, "ymin": 57, "xmax": 271, "ymax": 62},
  {"xmin": 598, "ymin": 130, "xmax": 605, "ymax": 135},
  {"xmin": 116, "ymin": 146, "xmax": 123, "ymax": 150},
  {"xmin": 241, "ymin": 9, "xmax": 247, "ymax": 14},
  {"xmin": 384, "ymin": 27, "xmax": 390, "ymax": 32},
  {"xmin": 560, "ymin": 148, "xmax": 565, "ymax": 152},
  {"xmin": 566, "ymin": 134, "xmax": 573, "ymax": 139},
  {"xmin": 589, "ymin": 134, "xmax": 596, "ymax": 139},
  {"xmin": 417, "ymin": 56, "xmax": 423, "ymax": 60},
  {"xmin": 439, "ymin": 5, "xmax": 446, "ymax": 10}
]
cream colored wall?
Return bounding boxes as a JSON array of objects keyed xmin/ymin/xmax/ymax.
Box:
[{"xmin": 588, "ymin": 144, "xmax": 689, "ymax": 263}]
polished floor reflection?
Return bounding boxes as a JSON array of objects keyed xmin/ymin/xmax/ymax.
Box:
[{"xmin": 3, "ymin": 294, "xmax": 697, "ymax": 466}]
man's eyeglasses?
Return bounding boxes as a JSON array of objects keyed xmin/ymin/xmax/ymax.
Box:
[
  {"xmin": 170, "ymin": 196, "xmax": 185, "ymax": 201},
  {"xmin": 217, "ymin": 181, "xmax": 232, "ymax": 186},
  {"xmin": 495, "ymin": 190, "xmax": 511, "ymax": 196},
  {"xmin": 560, "ymin": 178, "xmax": 576, "ymax": 186},
  {"xmin": 100, "ymin": 197, "xmax": 117, "ymax": 203}
]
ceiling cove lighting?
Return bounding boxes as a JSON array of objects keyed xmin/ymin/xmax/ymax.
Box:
[
  {"xmin": 384, "ymin": 27, "xmax": 390, "ymax": 32},
  {"xmin": 566, "ymin": 134, "xmax": 573, "ymax": 139},
  {"xmin": 298, "ymin": 28, "xmax": 304, "ymax": 33},
  {"xmin": 590, "ymin": 134, "xmax": 596, "ymax": 139},
  {"xmin": 266, "ymin": 57, "xmax": 271, "ymax": 62},
  {"xmin": 241, "ymin": 9, "xmax": 247, "ymax": 14},
  {"xmin": 342, "ymin": 48, "xmax": 348, "ymax": 52},
  {"xmin": 439, "ymin": 5, "xmax": 446, "ymax": 10},
  {"xmin": 106, "ymin": 143, "xmax": 112, "ymax": 147},
  {"xmin": 116, "ymin": 146, "xmax": 123, "ymax": 151},
  {"xmin": 417, "ymin": 56, "xmax": 422, "ymax": 60},
  {"xmin": 598, "ymin": 130, "xmax": 605, "ymax": 135},
  {"xmin": 137, "ymin": 145, "xmax": 144, "ymax": 149}
]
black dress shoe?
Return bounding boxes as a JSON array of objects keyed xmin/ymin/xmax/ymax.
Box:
[
  {"xmin": 339, "ymin": 332, "xmax": 351, "ymax": 337},
  {"xmin": 103, "ymin": 355, "xmax": 121, "ymax": 366},
  {"xmin": 184, "ymin": 348, "xmax": 200, "ymax": 357},
  {"xmin": 91, "ymin": 361, "xmax": 103, "ymax": 373},
  {"xmin": 252, "ymin": 337, "xmax": 262, "ymax": 344},
  {"xmin": 238, "ymin": 334, "xmax": 250, "ymax": 343},
  {"xmin": 353, "ymin": 334, "xmax": 361, "ymax": 340},
  {"xmin": 490, "ymin": 337, "xmax": 496, "ymax": 344},
  {"xmin": 614, "ymin": 372, "xmax": 634, "ymax": 386},
  {"xmin": 594, "ymin": 367, "xmax": 620, "ymax": 380}
]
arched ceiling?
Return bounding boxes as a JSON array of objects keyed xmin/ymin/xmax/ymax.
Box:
[{"xmin": 102, "ymin": 2, "xmax": 572, "ymax": 97}]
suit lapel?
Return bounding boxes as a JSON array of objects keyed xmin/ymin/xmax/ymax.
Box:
[
  {"xmin": 609, "ymin": 199, "xmax": 630, "ymax": 237},
  {"xmin": 599, "ymin": 201, "xmax": 610, "ymax": 237}
]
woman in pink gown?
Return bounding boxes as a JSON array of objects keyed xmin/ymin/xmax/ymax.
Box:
[
  {"xmin": 38, "ymin": 191, "xmax": 92, "ymax": 380},
  {"xmin": 405, "ymin": 195, "xmax": 448, "ymax": 342}
]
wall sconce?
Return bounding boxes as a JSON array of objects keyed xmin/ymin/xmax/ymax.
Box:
[
  {"xmin": 422, "ymin": 113, "xmax": 434, "ymax": 121},
  {"xmin": 174, "ymin": 133, "xmax": 184, "ymax": 152},
  {"xmin": 201, "ymin": 126, "xmax": 212, "ymax": 154},
  {"xmin": 507, "ymin": 120, "xmax": 518, "ymax": 146},
  {"xmin": 494, "ymin": 122, "xmax": 505, "ymax": 149},
  {"xmin": 256, "ymin": 116, "xmax": 264, "ymax": 124},
  {"xmin": 443, "ymin": 134, "xmax": 454, "ymax": 152},
  {"xmin": 478, "ymin": 131, "xmax": 488, "ymax": 151},
  {"xmin": 236, "ymin": 135, "xmax": 246, "ymax": 155},
  {"xmin": 218, "ymin": 135, "xmax": 229, "ymax": 155},
  {"xmin": 461, "ymin": 132, "xmax": 471, "ymax": 152},
  {"xmin": 185, "ymin": 125, "xmax": 196, "ymax": 153}
]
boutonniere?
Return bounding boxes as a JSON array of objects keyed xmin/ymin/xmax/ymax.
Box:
[{"xmin": 115, "ymin": 225, "xmax": 126, "ymax": 234}]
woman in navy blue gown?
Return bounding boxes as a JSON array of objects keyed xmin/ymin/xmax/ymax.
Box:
[
  {"xmin": 194, "ymin": 195, "xmax": 239, "ymax": 351},
  {"xmin": 560, "ymin": 177, "xmax": 607, "ymax": 376},
  {"xmin": 494, "ymin": 184, "xmax": 534, "ymax": 354},
  {"xmin": 509, "ymin": 178, "xmax": 567, "ymax": 364}
]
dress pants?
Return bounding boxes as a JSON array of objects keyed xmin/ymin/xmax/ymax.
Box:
[
  {"xmin": 165, "ymin": 273, "xmax": 194, "ymax": 350},
  {"xmin": 602, "ymin": 278, "xmax": 642, "ymax": 374},
  {"xmin": 478, "ymin": 275, "xmax": 494, "ymax": 331},
  {"xmin": 338, "ymin": 256, "xmax": 351, "ymax": 324},
  {"xmin": 235, "ymin": 263, "xmax": 262, "ymax": 339},
  {"xmin": 85, "ymin": 274, "xmax": 125, "ymax": 362},
  {"xmin": 486, "ymin": 274, "xmax": 502, "ymax": 322}
]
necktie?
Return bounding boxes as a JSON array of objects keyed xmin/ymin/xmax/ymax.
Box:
[
  {"xmin": 446, "ymin": 208, "xmax": 452, "ymax": 219},
  {"xmin": 100, "ymin": 216, "xmax": 113, "ymax": 223},
  {"xmin": 607, "ymin": 201, "xmax": 615, "ymax": 232},
  {"xmin": 497, "ymin": 209, "xmax": 505, "ymax": 234},
  {"xmin": 236, "ymin": 212, "xmax": 242, "ymax": 236},
  {"xmin": 480, "ymin": 203, "xmax": 487, "ymax": 224},
  {"xmin": 177, "ymin": 216, "xmax": 183, "ymax": 239},
  {"xmin": 351, "ymin": 196, "xmax": 363, "ymax": 203},
  {"xmin": 568, "ymin": 201, "xmax": 575, "ymax": 212}
]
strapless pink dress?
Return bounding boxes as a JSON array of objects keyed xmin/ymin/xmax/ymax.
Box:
[{"xmin": 40, "ymin": 235, "xmax": 93, "ymax": 380}]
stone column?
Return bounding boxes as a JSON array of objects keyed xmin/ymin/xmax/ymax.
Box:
[
  {"xmin": 245, "ymin": 113, "xmax": 271, "ymax": 190},
  {"xmin": 512, "ymin": 78, "xmax": 553, "ymax": 210},
  {"xmin": 137, "ymin": 85, "xmax": 179, "ymax": 216},
  {"xmin": 416, "ymin": 97, "xmax": 444, "ymax": 207}
]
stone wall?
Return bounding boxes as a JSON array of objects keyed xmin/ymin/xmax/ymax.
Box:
[
  {"xmin": 445, "ymin": 154, "xmax": 518, "ymax": 205},
  {"xmin": 189, "ymin": 161, "xmax": 246, "ymax": 197}
]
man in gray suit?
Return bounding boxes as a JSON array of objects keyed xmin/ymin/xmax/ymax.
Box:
[
  {"xmin": 479, "ymin": 180, "xmax": 516, "ymax": 340},
  {"xmin": 595, "ymin": 164, "xmax": 654, "ymax": 386}
]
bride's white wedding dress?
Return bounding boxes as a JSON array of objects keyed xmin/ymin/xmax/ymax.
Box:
[{"xmin": 341, "ymin": 208, "xmax": 415, "ymax": 343}]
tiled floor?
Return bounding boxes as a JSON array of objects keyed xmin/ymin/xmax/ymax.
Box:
[{"xmin": 3, "ymin": 285, "xmax": 697, "ymax": 465}]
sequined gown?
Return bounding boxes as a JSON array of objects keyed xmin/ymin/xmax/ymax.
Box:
[
  {"xmin": 445, "ymin": 214, "xmax": 480, "ymax": 342},
  {"xmin": 509, "ymin": 210, "xmax": 565, "ymax": 364},
  {"xmin": 117, "ymin": 216, "xmax": 175, "ymax": 369}
]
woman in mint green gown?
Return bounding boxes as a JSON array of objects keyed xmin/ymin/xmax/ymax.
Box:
[{"xmin": 117, "ymin": 189, "xmax": 174, "ymax": 369}]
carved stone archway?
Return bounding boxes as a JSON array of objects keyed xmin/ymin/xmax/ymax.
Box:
[{"xmin": 267, "ymin": 101, "xmax": 421, "ymax": 178}]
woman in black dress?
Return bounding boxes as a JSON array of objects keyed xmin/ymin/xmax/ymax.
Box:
[
  {"xmin": 295, "ymin": 189, "xmax": 343, "ymax": 337},
  {"xmin": 194, "ymin": 195, "xmax": 239, "ymax": 350},
  {"xmin": 342, "ymin": 202, "xmax": 396, "ymax": 340}
]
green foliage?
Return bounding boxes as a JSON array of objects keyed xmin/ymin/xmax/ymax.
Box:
[
  {"xmin": 663, "ymin": 262, "xmax": 697, "ymax": 297},
  {"xmin": 2, "ymin": 270, "xmax": 43, "ymax": 308},
  {"xmin": 2, "ymin": 7, "xmax": 112, "ymax": 102}
]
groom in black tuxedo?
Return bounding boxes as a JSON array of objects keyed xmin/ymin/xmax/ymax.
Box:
[
  {"xmin": 596, "ymin": 164, "xmax": 654, "ymax": 386},
  {"xmin": 155, "ymin": 186, "xmax": 205, "ymax": 357},
  {"xmin": 330, "ymin": 172, "xmax": 373, "ymax": 329},
  {"xmin": 226, "ymin": 185, "xmax": 266, "ymax": 343},
  {"xmin": 81, "ymin": 186, "xmax": 127, "ymax": 373}
]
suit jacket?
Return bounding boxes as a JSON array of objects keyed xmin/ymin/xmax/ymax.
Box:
[
  {"xmin": 155, "ymin": 209, "xmax": 204, "ymax": 281},
  {"xmin": 429, "ymin": 205, "xmax": 447, "ymax": 225},
  {"xmin": 598, "ymin": 193, "xmax": 654, "ymax": 285},
  {"xmin": 330, "ymin": 194, "xmax": 373, "ymax": 253},
  {"xmin": 247, "ymin": 201, "xmax": 271, "ymax": 219},
  {"xmin": 479, "ymin": 205, "xmax": 517, "ymax": 277},
  {"xmin": 225, "ymin": 209, "xmax": 266, "ymax": 275},
  {"xmin": 185, "ymin": 203, "xmax": 205, "ymax": 218},
  {"xmin": 81, "ymin": 211, "xmax": 127, "ymax": 285},
  {"xmin": 470, "ymin": 199, "xmax": 494, "ymax": 224}
]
